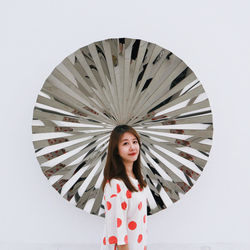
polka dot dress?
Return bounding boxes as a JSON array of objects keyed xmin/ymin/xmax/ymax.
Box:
[{"xmin": 101, "ymin": 176, "xmax": 148, "ymax": 250}]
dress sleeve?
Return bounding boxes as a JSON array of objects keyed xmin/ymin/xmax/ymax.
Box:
[{"xmin": 104, "ymin": 179, "xmax": 128, "ymax": 246}]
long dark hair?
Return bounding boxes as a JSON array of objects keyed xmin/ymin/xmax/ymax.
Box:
[{"xmin": 101, "ymin": 125, "xmax": 147, "ymax": 192}]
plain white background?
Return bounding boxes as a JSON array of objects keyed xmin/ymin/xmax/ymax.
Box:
[{"xmin": 1, "ymin": 0, "xmax": 250, "ymax": 247}]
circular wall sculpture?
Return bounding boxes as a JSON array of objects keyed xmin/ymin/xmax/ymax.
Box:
[{"xmin": 32, "ymin": 38, "xmax": 213, "ymax": 217}]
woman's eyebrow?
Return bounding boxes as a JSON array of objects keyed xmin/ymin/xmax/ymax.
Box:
[
  {"xmin": 120, "ymin": 137, "xmax": 137, "ymax": 142},
  {"xmin": 120, "ymin": 138, "xmax": 129, "ymax": 142}
]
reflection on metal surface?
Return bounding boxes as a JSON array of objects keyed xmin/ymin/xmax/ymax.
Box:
[{"xmin": 32, "ymin": 38, "xmax": 213, "ymax": 217}]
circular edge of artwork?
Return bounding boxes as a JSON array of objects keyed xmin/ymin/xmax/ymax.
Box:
[{"xmin": 32, "ymin": 37, "xmax": 213, "ymax": 217}]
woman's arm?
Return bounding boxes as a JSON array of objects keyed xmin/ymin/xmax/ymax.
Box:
[
  {"xmin": 104, "ymin": 180, "xmax": 129, "ymax": 249},
  {"xmin": 117, "ymin": 244, "xmax": 129, "ymax": 250}
]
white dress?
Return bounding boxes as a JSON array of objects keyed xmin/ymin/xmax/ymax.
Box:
[{"xmin": 101, "ymin": 176, "xmax": 148, "ymax": 250}]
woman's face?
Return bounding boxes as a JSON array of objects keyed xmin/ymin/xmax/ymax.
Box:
[{"xmin": 118, "ymin": 132, "xmax": 140, "ymax": 165}]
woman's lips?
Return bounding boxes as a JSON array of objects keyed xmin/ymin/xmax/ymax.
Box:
[{"xmin": 128, "ymin": 152, "xmax": 137, "ymax": 156}]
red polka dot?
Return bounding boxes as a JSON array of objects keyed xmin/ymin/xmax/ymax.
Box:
[
  {"xmin": 121, "ymin": 201, "xmax": 127, "ymax": 210},
  {"xmin": 143, "ymin": 215, "xmax": 146, "ymax": 223},
  {"xmin": 128, "ymin": 221, "xmax": 137, "ymax": 230},
  {"xmin": 104, "ymin": 195, "xmax": 106, "ymax": 201},
  {"xmin": 117, "ymin": 218, "xmax": 122, "ymax": 227},
  {"xmin": 126, "ymin": 190, "xmax": 132, "ymax": 198},
  {"xmin": 124, "ymin": 234, "xmax": 128, "ymax": 244},
  {"xmin": 137, "ymin": 234, "xmax": 143, "ymax": 243},
  {"xmin": 110, "ymin": 194, "xmax": 117, "ymax": 198},
  {"xmin": 103, "ymin": 237, "xmax": 106, "ymax": 245},
  {"xmin": 106, "ymin": 201, "xmax": 112, "ymax": 210},
  {"xmin": 138, "ymin": 184, "xmax": 143, "ymax": 191},
  {"xmin": 144, "ymin": 246, "xmax": 147, "ymax": 250},
  {"xmin": 138, "ymin": 201, "xmax": 142, "ymax": 210},
  {"xmin": 116, "ymin": 183, "xmax": 121, "ymax": 193},
  {"xmin": 108, "ymin": 236, "xmax": 117, "ymax": 244}
]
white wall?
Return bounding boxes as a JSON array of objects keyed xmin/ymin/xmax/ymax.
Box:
[{"xmin": 1, "ymin": 0, "xmax": 250, "ymax": 248}]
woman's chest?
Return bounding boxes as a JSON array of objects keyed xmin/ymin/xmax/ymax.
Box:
[{"xmin": 127, "ymin": 189, "xmax": 147, "ymax": 219}]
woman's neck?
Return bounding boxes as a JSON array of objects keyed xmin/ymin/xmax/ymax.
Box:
[{"xmin": 123, "ymin": 161, "xmax": 134, "ymax": 176}]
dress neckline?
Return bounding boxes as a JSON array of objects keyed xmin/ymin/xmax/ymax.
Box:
[{"xmin": 128, "ymin": 176, "xmax": 138, "ymax": 182}]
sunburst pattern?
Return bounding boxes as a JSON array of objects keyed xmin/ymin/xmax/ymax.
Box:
[{"xmin": 32, "ymin": 38, "xmax": 213, "ymax": 216}]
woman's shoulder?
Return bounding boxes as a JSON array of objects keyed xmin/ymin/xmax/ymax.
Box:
[
  {"xmin": 109, "ymin": 177, "xmax": 125, "ymax": 185},
  {"xmin": 105, "ymin": 178, "xmax": 126, "ymax": 191}
]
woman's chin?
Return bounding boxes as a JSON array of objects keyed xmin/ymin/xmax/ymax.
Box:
[
  {"xmin": 123, "ymin": 155, "xmax": 138, "ymax": 163},
  {"xmin": 129, "ymin": 155, "xmax": 138, "ymax": 161}
]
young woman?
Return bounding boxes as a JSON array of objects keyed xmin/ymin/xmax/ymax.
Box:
[{"xmin": 101, "ymin": 125, "xmax": 148, "ymax": 250}]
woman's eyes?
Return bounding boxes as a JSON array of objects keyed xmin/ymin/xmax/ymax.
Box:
[{"xmin": 123, "ymin": 141, "xmax": 138, "ymax": 145}]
